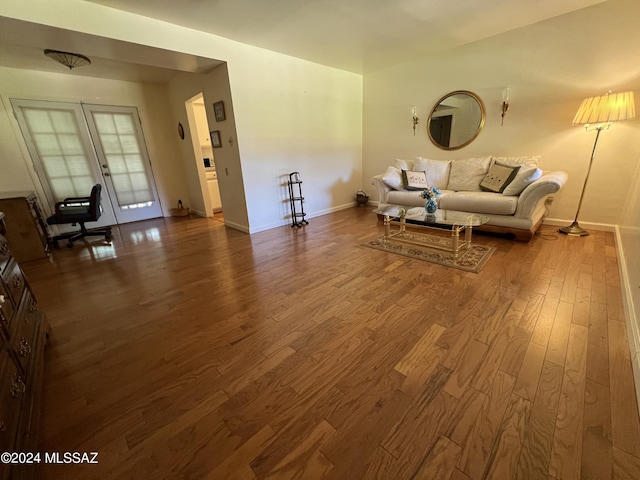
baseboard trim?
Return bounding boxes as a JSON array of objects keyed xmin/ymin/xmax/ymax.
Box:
[
  {"xmin": 248, "ymin": 202, "xmax": 358, "ymax": 234},
  {"xmin": 614, "ymin": 226, "xmax": 640, "ymax": 411},
  {"xmin": 225, "ymin": 220, "xmax": 250, "ymax": 234},
  {"xmin": 543, "ymin": 217, "xmax": 616, "ymax": 232}
]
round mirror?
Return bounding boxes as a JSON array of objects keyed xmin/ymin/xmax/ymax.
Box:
[{"xmin": 427, "ymin": 90, "xmax": 485, "ymax": 150}]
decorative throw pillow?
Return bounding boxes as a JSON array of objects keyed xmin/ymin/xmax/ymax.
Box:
[
  {"xmin": 381, "ymin": 166, "xmax": 404, "ymax": 190},
  {"xmin": 401, "ymin": 170, "xmax": 429, "ymax": 190},
  {"xmin": 480, "ymin": 163, "xmax": 520, "ymax": 193},
  {"xmin": 414, "ymin": 157, "xmax": 452, "ymax": 190},
  {"xmin": 447, "ymin": 157, "xmax": 491, "ymax": 191},
  {"xmin": 502, "ymin": 166, "xmax": 543, "ymax": 195}
]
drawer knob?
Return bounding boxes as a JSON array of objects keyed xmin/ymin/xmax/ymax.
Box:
[
  {"xmin": 29, "ymin": 301, "xmax": 37, "ymax": 313},
  {"xmin": 13, "ymin": 276, "xmax": 23, "ymax": 290},
  {"xmin": 10, "ymin": 374, "xmax": 25, "ymax": 398},
  {"xmin": 19, "ymin": 338, "xmax": 31, "ymax": 357},
  {"xmin": 0, "ymin": 421, "xmax": 6, "ymax": 432},
  {"xmin": 0, "ymin": 295, "xmax": 4, "ymax": 304},
  {"xmin": 0, "ymin": 243, "xmax": 7, "ymax": 255}
]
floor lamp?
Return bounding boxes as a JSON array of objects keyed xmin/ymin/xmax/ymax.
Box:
[{"xmin": 559, "ymin": 91, "xmax": 636, "ymax": 236}]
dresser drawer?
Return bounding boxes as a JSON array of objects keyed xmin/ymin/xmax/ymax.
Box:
[
  {"xmin": 1, "ymin": 259, "xmax": 25, "ymax": 309},
  {"xmin": 0, "ymin": 349, "xmax": 24, "ymax": 454},
  {"xmin": 0, "ymin": 285, "xmax": 15, "ymax": 341},
  {"xmin": 0, "ymin": 235, "xmax": 9, "ymax": 275},
  {"xmin": 9, "ymin": 292, "xmax": 39, "ymax": 375}
]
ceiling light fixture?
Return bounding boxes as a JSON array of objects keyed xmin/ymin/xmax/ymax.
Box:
[{"xmin": 43, "ymin": 49, "xmax": 91, "ymax": 69}]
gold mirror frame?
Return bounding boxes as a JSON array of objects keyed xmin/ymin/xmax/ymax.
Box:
[{"xmin": 427, "ymin": 90, "xmax": 486, "ymax": 151}]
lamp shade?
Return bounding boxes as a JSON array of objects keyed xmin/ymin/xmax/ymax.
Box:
[{"xmin": 572, "ymin": 91, "xmax": 635, "ymax": 125}]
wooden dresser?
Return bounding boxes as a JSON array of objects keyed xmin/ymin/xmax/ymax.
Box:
[
  {"xmin": 0, "ymin": 212, "xmax": 49, "ymax": 480},
  {"xmin": 0, "ymin": 193, "xmax": 49, "ymax": 263}
]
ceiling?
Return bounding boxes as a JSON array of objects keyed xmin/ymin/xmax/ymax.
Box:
[
  {"xmin": 85, "ymin": 0, "xmax": 606, "ymax": 74},
  {"xmin": 0, "ymin": 0, "xmax": 606, "ymax": 82},
  {"xmin": 0, "ymin": 16, "xmax": 223, "ymax": 85}
]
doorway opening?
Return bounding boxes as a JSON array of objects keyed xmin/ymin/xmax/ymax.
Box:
[{"xmin": 185, "ymin": 93, "xmax": 223, "ymax": 221}]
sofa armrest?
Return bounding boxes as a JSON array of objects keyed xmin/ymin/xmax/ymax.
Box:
[
  {"xmin": 515, "ymin": 171, "xmax": 568, "ymax": 217},
  {"xmin": 371, "ymin": 174, "xmax": 392, "ymax": 204}
]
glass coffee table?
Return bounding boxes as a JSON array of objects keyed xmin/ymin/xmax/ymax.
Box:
[{"xmin": 373, "ymin": 204, "xmax": 490, "ymax": 258}]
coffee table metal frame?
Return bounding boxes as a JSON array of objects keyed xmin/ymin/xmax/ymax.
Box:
[{"xmin": 375, "ymin": 205, "xmax": 489, "ymax": 259}]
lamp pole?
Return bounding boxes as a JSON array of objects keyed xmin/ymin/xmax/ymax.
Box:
[{"xmin": 559, "ymin": 126, "xmax": 603, "ymax": 236}]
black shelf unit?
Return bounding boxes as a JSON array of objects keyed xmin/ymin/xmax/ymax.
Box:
[{"xmin": 287, "ymin": 172, "xmax": 308, "ymax": 228}]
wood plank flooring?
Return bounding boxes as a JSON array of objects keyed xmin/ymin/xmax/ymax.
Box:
[{"xmin": 18, "ymin": 206, "xmax": 640, "ymax": 479}]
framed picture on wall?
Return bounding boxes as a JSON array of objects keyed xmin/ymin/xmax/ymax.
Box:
[
  {"xmin": 213, "ymin": 101, "xmax": 226, "ymax": 122},
  {"xmin": 210, "ymin": 130, "xmax": 222, "ymax": 148}
]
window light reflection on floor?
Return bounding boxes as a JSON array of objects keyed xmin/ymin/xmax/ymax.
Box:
[
  {"xmin": 129, "ymin": 228, "xmax": 161, "ymax": 245},
  {"xmin": 78, "ymin": 244, "xmax": 117, "ymax": 261}
]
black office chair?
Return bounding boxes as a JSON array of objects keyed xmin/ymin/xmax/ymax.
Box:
[{"xmin": 47, "ymin": 184, "xmax": 112, "ymax": 248}]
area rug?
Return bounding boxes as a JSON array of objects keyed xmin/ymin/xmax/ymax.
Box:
[{"xmin": 362, "ymin": 233, "xmax": 495, "ymax": 273}]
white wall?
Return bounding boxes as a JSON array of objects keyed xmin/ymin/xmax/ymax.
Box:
[
  {"xmin": 619, "ymin": 159, "xmax": 640, "ymax": 400},
  {"xmin": 200, "ymin": 64, "xmax": 249, "ymax": 232},
  {"xmin": 227, "ymin": 52, "xmax": 362, "ymax": 232},
  {"xmin": 0, "ymin": 66, "xmax": 188, "ymax": 219},
  {"xmin": 363, "ymin": 0, "xmax": 640, "ymax": 228},
  {"xmin": 0, "ymin": 0, "xmax": 363, "ymax": 234}
]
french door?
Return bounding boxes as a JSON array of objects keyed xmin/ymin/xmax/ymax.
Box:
[{"xmin": 11, "ymin": 99, "xmax": 163, "ymax": 225}]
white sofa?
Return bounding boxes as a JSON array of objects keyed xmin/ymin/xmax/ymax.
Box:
[{"xmin": 370, "ymin": 156, "xmax": 568, "ymax": 241}]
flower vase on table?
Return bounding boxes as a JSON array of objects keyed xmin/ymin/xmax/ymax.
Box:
[{"xmin": 420, "ymin": 187, "xmax": 441, "ymax": 215}]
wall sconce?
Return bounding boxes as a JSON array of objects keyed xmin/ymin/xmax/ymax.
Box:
[
  {"xmin": 501, "ymin": 87, "xmax": 510, "ymax": 126},
  {"xmin": 412, "ymin": 106, "xmax": 419, "ymax": 135}
]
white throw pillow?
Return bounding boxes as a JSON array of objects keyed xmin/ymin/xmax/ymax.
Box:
[
  {"xmin": 414, "ymin": 157, "xmax": 452, "ymax": 190},
  {"xmin": 394, "ymin": 158, "xmax": 415, "ymax": 171},
  {"xmin": 502, "ymin": 167, "xmax": 543, "ymax": 195},
  {"xmin": 381, "ymin": 166, "xmax": 404, "ymax": 190},
  {"xmin": 447, "ymin": 157, "xmax": 491, "ymax": 191},
  {"xmin": 491, "ymin": 156, "xmax": 540, "ymax": 168}
]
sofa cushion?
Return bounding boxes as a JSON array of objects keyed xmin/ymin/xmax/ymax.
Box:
[
  {"xmin": 447, "ymin": 157, "xmax": 491, "ymax": 191},
  {"xmin": 387, "ymin": 189, "xmax": 454, "ymax": 206},
  {"xmin": 414, "ymin": 157, "xmax": 452, "ymax": 190},
  {"xmin": 502, "ymin": 166, "xmax": 543, "ymax": 195},
  {"xmin": 401, "ymin": 170, "xmax": 429, "ymax": 190},
  {"xmin": 381, "ymin": 166, "xmax": 404, "ymax": 190},
  {"xmin": 480, "ymin": 163, "xmax": 520, "ymax": 193},
  {"xmin": 439, "ymin": 191, "xmax": 518, "ymax": 215}
]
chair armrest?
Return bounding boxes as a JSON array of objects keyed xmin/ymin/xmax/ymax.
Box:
[
  {"xmin": 62, "ymin": 196, "xmax": 91, "ymax": 203},
  {"xmin": 54, "ymin": 197, "xmax": 90, "ymax": 216},
  {"xmin": 515, "ymin": 171, "xmax": 568, "ymax": 217}
]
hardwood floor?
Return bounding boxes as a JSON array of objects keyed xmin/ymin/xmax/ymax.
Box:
[{"xmin": 19, "ymin": 206, "xmax": 640, "ymax": 479}]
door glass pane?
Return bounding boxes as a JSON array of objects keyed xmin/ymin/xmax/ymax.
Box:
[
  {"xmin": 90, "ymin": 112, "xmax": 154, "ymax": 207},
  {"xmin": 22, "ymin": 108, "xmax": 94, "ymax": 201}
]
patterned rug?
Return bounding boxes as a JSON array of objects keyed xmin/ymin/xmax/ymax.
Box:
[{"xmin": 363, "ymin": 233, "xmax": 495, "ymax": 273}]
